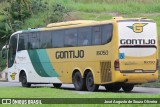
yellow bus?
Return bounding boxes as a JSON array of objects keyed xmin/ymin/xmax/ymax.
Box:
[{"xmin": 2, "ymin": 17, "xmax": 159, "ymax": 92}]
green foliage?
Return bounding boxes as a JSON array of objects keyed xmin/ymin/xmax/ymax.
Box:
[
  {"xmin": 0, "ymin": 0, "xmax": 70, "ymax": 44},
  {"xmin": 47, "ymin": 2, "xmax": 70, "ymax": 22},
  {"xmin": 0, "ymin": 0, "xmax": 31, "ymax": 44},
  {"xmin": 0, "ymin": 51, "xmax": 6, "ymax": 72},
  {"xmin": 0, "ymin": 42, "xmax": 6, "ymax": 72},
  {"xmin": 56, "ymin": 0, "xmax": 160, "ymax": 14},
  {"xmin": 30, "ymin": 0, "xmax": 48, "ymax": 14}
]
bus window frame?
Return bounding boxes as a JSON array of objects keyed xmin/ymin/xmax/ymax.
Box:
[{"xmin": 16, "ymin": 23, "xmax": 114, "ymax": 51}]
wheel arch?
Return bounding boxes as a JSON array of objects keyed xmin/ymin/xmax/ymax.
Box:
[
  {"xmin": 72, "ymin": 68, "xmax": 82, "ymax": 78},
  {"xmin": 72, "ymin": 67, "xmax": 96, "ymax": 82},
  {"xmin": 83, "ymin": 68, "xmax": 95, "ymax": 80},
  {"xmin": 19, "ymin": 69, "xmax": 28, "ymax": 82}
]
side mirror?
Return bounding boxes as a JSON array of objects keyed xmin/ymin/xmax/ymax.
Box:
[
  {"xmin": 2, "ymin": 50, "xmax": 6, "ymax": 59},
  {"xmin": 1, "ymin": 45, "xmax": 8, "ymax": 59}
]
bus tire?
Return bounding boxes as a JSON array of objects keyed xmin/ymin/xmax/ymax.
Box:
[
  {"xmin": 21, "ymin": 72, "xmax": 31, "ymax": 87},
  {"xmin": 72, "ymin": 72, "xmax": 86, "ymax": 91},
  {"xmin": 105, "ymin": 84, "xmax": 121, "ymax": 92},
  {"xmin": 86, "ymin": 72, "xmax": 99, "ymax": 92},
  {"xmin": 122, "ymin": 84, "xmax": 134, "ymax": 92},
  {"xmin": 53, "ymin": 83, "xmax": 62, "ymax": 88}
]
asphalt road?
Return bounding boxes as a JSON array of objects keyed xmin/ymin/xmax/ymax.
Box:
[{"xmin": 0, "ymin": 82, "xmax": 160, "ymax": 94}]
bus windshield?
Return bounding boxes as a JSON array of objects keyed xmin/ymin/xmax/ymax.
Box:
[{"xmin": 8, "ymin": 34, "xmax": 18, "ymax": 68}]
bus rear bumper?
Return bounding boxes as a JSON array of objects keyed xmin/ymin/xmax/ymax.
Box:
[{"xmin": 113, "ymin": 71, "xmax": 158, "ymax": 84}]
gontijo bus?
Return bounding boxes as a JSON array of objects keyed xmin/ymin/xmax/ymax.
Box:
[{"xmin": 2, "ymin": 17, "xmax": 158, "ymax": 92}]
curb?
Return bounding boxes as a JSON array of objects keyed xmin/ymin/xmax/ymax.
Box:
[{"xmin": 0, "ymin": 80, "xmax": 8, "ymax": 82}]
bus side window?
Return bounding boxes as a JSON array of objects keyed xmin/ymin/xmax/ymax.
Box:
[
  {"xmin": 28, "ymin": 32, "xmax": 40, "ymax": 49},
  {"xmin": 18, "ymin": 34, "xmax": 25, "ymax": 51},
  {"xmin": 65, "ymin": 29, "xmax": 77, "ymax": 47},
  {"xmin": 39, "ymin": 31, "xmax": 52, "ymax": 48},
  {"xmin": 52, "ymin": 30, "xmax": 64, "ymax": 48},
  {"xmin": 18, "ymin": 33, "xmax": 29, "ymax": 51},
  {"xmin": 102, "ymin": 24, "xmax": 113, "ymax": 44},
  {"xmin": 78, "ymin": 27, "xmax": 91, "ymax": 46},
  {"xmin": 92, "ymin": 26, "xmax": 102, "ymax": 45}
]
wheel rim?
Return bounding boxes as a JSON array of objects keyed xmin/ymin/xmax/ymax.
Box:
[
  {"xmin": 86, "ymin": 73, "xmax": 94, "ymax": 90},
  {"xmin": 87, "ymin": 76, "xmax": 93, "ymax": 87},
  {"xmin": 22, "ymin": 74, "xmax": 27, "ymax": 84},
  {"xmin": 76, "ymin": 75, "xmax": 81, "ymax": 87}
]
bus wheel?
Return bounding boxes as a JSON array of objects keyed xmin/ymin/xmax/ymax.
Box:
[
  {"xmin": 53, "ymin": 83, "xmax": 62, "ymax": 88},
  {"xmin": 105, "ymin": 84, "xmax": 121, "ymax": 92},
  {"xmin": 122, "ymin": 84, "xmax": 134, "ymax": 92},
  {"xmin": 21, "ymin": 72, "xmax": 31, "ymax": 87},
  {"xmin": 86, "ymin": 72, "xmax": 99, "ymax": 92},
  {"xmin": 72, "ymin": 72, "xmax": 86, "ymax": 91}
]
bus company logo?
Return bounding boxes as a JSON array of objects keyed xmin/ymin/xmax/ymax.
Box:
[
  {"xmin": 10, "ymin": 73, "xmax": 17, "ymax": 80},
  {"xmin": 127, "ymin": 23, "xmax": 148, "ymax": 33}
]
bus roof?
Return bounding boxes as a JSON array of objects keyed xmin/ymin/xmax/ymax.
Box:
[
  {"xmin": 10, "ymin": 17, "xmax": 154, "ymax": 37},
  {"xmin": 47, "ymin": 20, "xmax": 97, "ymax": 28}
]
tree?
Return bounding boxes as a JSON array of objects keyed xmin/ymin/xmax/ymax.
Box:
[{"xmin": 16, "ymin": 0, "xmax": 31, "ymax": 21}]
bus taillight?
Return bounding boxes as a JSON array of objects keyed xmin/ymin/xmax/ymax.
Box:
[
  {"xmin": 156, "ymin": 59, "xmax": 159, "ymax": 70},
  {"xmin": 114, "ymin": 59, "xmax": 120, "ymax": 71}
]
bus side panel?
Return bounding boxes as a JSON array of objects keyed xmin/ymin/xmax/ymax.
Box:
[
  {"xmin": 46, "ymin": 44, "xmax": 113, "ymax": 84},
  {"xmin": 13, "ymin": 50, "xmax": 62, "ymax": 83}
]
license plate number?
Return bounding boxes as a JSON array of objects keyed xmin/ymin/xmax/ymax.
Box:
[{"xmin": 135, "ymin": 70, "xmax": 143, "ymax": 73}]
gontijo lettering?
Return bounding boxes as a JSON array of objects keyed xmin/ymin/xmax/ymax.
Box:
[
  {"xmin": 56, "ymin": 50, "xmax": 84, "ymax": 59},
  {"xmin": 120, "ymin": 39, "xmax": 156, "ymax": 45}
]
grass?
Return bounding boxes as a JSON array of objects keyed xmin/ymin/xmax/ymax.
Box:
[
  {"xmin": 1, "ymin": 87, "xmax": 160, "ymax": 98},
  {"xmin": 0, "ymin": 104, "xmax": 159, "ymax": 107},
  {"xmin": 50, "ymin": 0, "xmax": 160, "ymax": 14},
  {"xmin": 0, "ymin": 87, "xmax": 159, "ymax": 107},
  {"xmin": 21, "ymin": 12, "xmax": 48, "ymax": 29}
]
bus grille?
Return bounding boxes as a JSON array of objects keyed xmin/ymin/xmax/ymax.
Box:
[{"xmin": 100, "ymin": 61, "xmax": 111, "ymax": 82}]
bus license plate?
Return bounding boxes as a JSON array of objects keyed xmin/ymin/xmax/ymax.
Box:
[{"xmin": 135, "ymin": 70, "xmax": 143, "ymax": 73}]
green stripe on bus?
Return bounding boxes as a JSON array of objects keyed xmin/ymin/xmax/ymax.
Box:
[
  {"xmin": 36, "ymin": 49, "xmax": 59, "ymax": 77},
  {"xmin": 28, "ymin": 50, "xmax": 49, "ymax": 77}
]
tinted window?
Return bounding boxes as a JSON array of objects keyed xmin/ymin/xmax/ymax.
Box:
[
  {"xmin": 18, "ymin": 33, "xmax": 29, "ymax": 51},
  {"xmin": 39, "ymin": 31, "xmax": 52, "ymax": 48},
  {"xmin": 18, "ymin": 34, "xmax": 25, "ymax": 51},
  {"xmin": 102, "ymin": 24, "xmax": 113, "ymax": 44},
  {"xmin": 92, "ymin": 26, "xmax": 102, "ymax": 45},
  {"xmin": 8, "ymin": 34, "xmax": 18, "ymax": 68},
  {"xmin": 28, "ymin": 32, "xmax": 39, "ymax": 49},
  {"xmin": 78, "ymin": 27, "xmax": 91, "ymax": 46},
  {"xmin": 65, "ymin": 29, "xmax": 77, "ymax": 47},
  {"xmin": 52, "ymin": 30, "xmax": 64, "ymax": 48}
]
